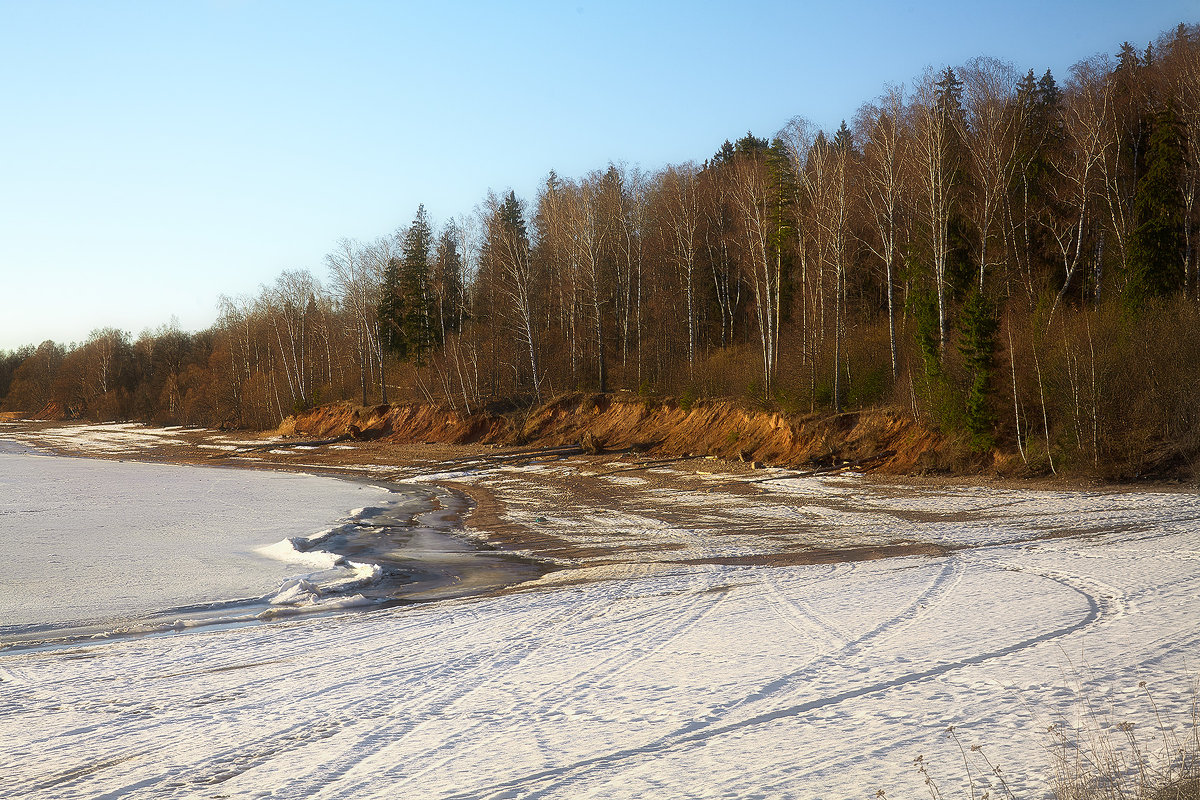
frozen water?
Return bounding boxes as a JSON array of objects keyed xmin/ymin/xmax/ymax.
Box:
[{"xmin": 0, "ymin": 450, "xmax": 390, "ymax": 634}]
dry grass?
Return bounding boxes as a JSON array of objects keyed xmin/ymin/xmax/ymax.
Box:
[
  {"xmin": 889, "ymin": 678, "xmax": 1200, "ymax": 800},
  {"xmin": 1047, "ymin": 680, "xmax": 1200, "ymax": 800}
]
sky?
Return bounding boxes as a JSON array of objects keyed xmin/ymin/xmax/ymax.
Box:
[{"xmin": 1, "ymin": 0, "xmax": 1196, "ymax": 352}]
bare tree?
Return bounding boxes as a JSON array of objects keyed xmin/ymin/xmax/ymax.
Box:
[
  {"xmin": 260, "ymin": 269, "xmax": 323, "ymax": 412},
  {"xmin": 482, "ymin": 190, "xmax": 542, "ymax": 401},
  {"xmin": 730, "ymin": 152, "xmax": 783, "ymax": 393},
  {"xmin": 856, "ymin": 86, "xmax": 907, "ymax": 378},
  {"xmin": 959, "ymin": 57, "xmax": 1024, "ymax": 289},
  {"xmin": 1043, "ymin": 57, "xmax": 1114, "ymax": 318},
  {"xmin": 777, "ymin": 117, "xmax": 824, "ymax": 398},
  {"xmin": 656, "ymin": 163, "xmax": 702, "ymax": 373},
  {"xmin": 563, "ymin": 172, "xmax": 615, "ymax": 392},
  {"xmin": 910, "ymin": 68, "xmax": 963, "ymax": 354},
  {"xmin": 613, "ymin": 164, "xmax": 649, "ymax": 382},
  {"xmin": 1170, "ymin": 29, "xmax": 1200, "ymax": 297},
  {"xmin": 327, "ymin": 237, "xmax": 387, "ymax": 405}
]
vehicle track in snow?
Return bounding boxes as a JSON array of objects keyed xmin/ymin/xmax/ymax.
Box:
[
  {"xmin": 319, "ymin": 567, "xmax": 740, "ymax": 798},
  {"xmin": 436, "ymin": 554, "xmax": 1111, "ymax": 800}
]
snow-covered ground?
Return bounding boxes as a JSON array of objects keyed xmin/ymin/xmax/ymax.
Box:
[{"xmin": 2, "ymin": 438, "xmax": 1199, "ymax": 798}]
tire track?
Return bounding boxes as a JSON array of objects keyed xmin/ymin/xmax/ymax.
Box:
[
  {"xmin": 320, "ymin": 567, "xmax": 735, "ymax": 798},
  {"xmin": 442, "ymin": 559, "xmax": 1108, "ymax": 800},
  {"xmin": 759, "ymin": 564, "xmax": 854, "ymax": 655}
]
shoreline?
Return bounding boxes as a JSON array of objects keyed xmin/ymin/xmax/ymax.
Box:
[{"xmin": 3, "ymin": 419, "xmax": 1190, "ymax": 576}]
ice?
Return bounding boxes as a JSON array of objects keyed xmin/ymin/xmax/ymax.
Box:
[
  {"xmin": 255, "ymin": 536, "xmax": 343, "ymax": 570},
  {"xmin": 0, "ymin": 450, "xmax": 390, "ymax": 631}
]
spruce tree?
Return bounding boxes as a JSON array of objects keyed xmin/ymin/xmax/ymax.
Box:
[
  {"xmin": 958, "ymin": 288, "xmax": 999, "ymax": 452},
  {"xmin": 399, "ymin": 205, "xmax": 436, "ymax": 364},
  {"xmin": 378, "ymin": 255, "xmax": 407, "ymax": 362},
  {"xmin": 379, "ymin": 205, "xmax": 437, "ymax": 367},
  {"xmin": 734, "ymin": 131, "xmax": 770, "ymax": 156},
  {"xmin": 712, "ymin": 140, "xmax": 736, "ymax": 165},
  {"xmin": 1126, "ymin": 107, "xmax": 1186, "ymax": 305},
  {"xmin": 1117, "ymin": 41, "xmax": 1141, "ymax": 73},
  {"xmin": 832, "ymin": 119, "xmax": 854, "ymax": 152},
  {"xmin": 434, "ymin": 226, "xmax": 465, "ymax": 340}
]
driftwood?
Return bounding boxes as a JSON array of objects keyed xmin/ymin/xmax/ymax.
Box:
[
  {"xmin": 401, "ymin": 444, "xmax": 586, "ymax": 477},
  {"xmin": 210, "ymin": 434, "xmax": 352, "ymax": 458},
  {"xmin": 750, "ymin": 450, "xmax": 896, "ymax": 483},
  {"xmin": 580, "ymin": 432, "xmax": 604, "ymax": 455},
  {"xmin": 591, "ymin": 455, "xmax": 702, "ymax": 476}
]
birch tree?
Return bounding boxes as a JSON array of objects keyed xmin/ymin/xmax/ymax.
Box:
[
  {"xmin": 959, "ymin": 57, "xmax": 1024, "ymax": 289},
  {"xmin": 657, "ymin": 163, "xmax": 702, "ymax": 372},
  {"xmin": 910, "ymin": 68, "xmax": 964, "ymax": 354},
  {"xmin": 1043, "ymin": 58, "xmax": 1114, "ymax": 317},
  {"xmin": 856, "ymin": 87, "xmax": 907, "ymax": 378},
  {"xmin": 730, "ymin": 150, "xmax": 784, "ymax": 393},
  {"xmin": 326, "ymin": 238, "xmax": 384, "ymax": 405},
  {"xmin": 482, "ymin": 191, "xmax": 542, "ymax": 401}
]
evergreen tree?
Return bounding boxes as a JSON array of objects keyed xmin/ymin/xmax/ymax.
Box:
[
  {"xmin": 958, "ymin": 288, "xmax": 999, "ymax": 451},
  {"xmin": 434, "ymin": 226, "xmax": 465, "ymax": 340},
  {"xmin": 712, "ymin": 140, "xmax": 736, "ymax": 165},
  {"xmin": 1117, "ymin": 41, "xmax": 1141, "ymax": 73},
  {"xmin": 734, "ymin": 131, "xmax": 770, "ymax": 156},
  {"xmin": 934, "ymin": 67, "xmax": 972, "ymax": 296},
  {"xmin": 912, "ymin": 286, "xmax": 942, "ymax": 379},
  {"xmin": 379, "ymin": 205, "xmax": 437, "ymax": 366},
  {"xmin": 832, "ymin": 119, "xmax": 854, "ymax": 152},
  {"xmin": 500, "ymin": 190, "xmax": 527, "ymax": 242},
  {"xmin": 378, "ymin": 255, "xmax": 406, "ymax": 363},
  {"xmin": 1016, "ymin": 69, "xmax": 1063, "ymax": 205},
  {"xmin": 935, "ymin": 67, "xmax": 964, "ymax": 122},
  {"xmin": 1126, "ymin": 107, "xmax": 1187, "ymax": 304},
  {"xmin": 399, "ymin": 205, "xmax": 436, "ymax": 364},
  {"xmin": 1036, "ymin": 70, "xmax": 1061, "ymax": 123},
  {"xmin": 766, "ymin": 138, "xmax": 796, "ymax": 324}
]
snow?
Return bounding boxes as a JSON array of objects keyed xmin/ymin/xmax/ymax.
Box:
[
  {"xmin": 3, "ymin": 421, "xmax": 195, "ymax": 453},
  {"xmin": 3, "ymin": 449, "xmax": 1200, "ymax": 798}
]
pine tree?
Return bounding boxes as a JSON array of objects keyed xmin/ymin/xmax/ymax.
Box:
[
  {"xmin": 1126, "ymin": 107, "xmax": 1186, "ymax": 305},
  {"xmin": 434, "ymin": 226, "xmax": 464, "ymax": 341}
]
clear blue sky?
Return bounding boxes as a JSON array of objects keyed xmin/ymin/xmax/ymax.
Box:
[{"xmin": 1, "ymin": 0, "xmax": 1195, "ymax": 351}]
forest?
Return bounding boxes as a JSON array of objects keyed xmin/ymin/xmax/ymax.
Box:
[{"xmin": 4, "ymin": 23, "xmax": 1200, "ymax": 479}]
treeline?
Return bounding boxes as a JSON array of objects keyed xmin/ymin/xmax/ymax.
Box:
[{"xmin": 5, "ymin": 23, "xmax": 1200, "ymax": 477}]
